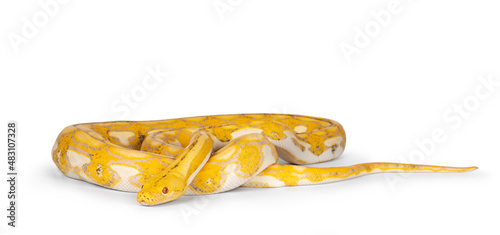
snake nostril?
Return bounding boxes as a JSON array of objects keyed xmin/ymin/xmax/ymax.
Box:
[
  {"xmin": 138, "ymin": 197, "xmax": 150, "ymax": 204},
  {"xmin": 137, "ymin": 193, "xmax": 149, "ymax": 204}
]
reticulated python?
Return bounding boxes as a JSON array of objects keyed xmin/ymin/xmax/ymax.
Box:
[{"xmin": 51, "ymin": 114, "xmax": 477, "ymax": 205}]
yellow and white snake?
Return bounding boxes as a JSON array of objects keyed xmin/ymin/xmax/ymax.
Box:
[{"xmin": 51, "ymin": 114, "xmax": 477, "ymax": 205}]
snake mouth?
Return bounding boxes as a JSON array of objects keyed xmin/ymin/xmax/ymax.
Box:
[
  {"xmin": 138, "ymin": 198, "xmax": 158, "ymax": 206},
  {"xmin": 139, "ymin": 200, "xmax": 154, "ymax": 206}
]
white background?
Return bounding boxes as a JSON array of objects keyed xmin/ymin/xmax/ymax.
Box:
[{"xmin": 1, "ymin": 0, "xmax": 499, "ymax": 234}]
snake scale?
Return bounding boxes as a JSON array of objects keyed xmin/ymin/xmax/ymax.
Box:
[{"xmin": 51, "ymin": 114, "xmax": 477, "ymax": 205}]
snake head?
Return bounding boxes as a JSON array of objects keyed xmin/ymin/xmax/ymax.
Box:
[{"xmin": 137, "ymin": 173, "xmax": 187, "ymax": 206}]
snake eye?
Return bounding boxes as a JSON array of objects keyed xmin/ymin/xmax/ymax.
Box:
[{"xmin": 162, "ymin": 187, "xmax": 168, "ymax": 194}]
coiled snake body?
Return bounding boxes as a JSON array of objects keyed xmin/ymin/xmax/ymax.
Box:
[{"xmin": 52, "ymin": 114, "xmax": 476, "ymax": 205}]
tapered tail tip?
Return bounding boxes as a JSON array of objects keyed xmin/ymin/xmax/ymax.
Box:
[{"xmin": 464, "ymin": 166, "xmax": 478, "ymax": 172}]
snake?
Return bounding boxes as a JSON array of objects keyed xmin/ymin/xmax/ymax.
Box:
[{"xmin": 51, "ymin": 114, "xmax": 477, "ymax": 205}]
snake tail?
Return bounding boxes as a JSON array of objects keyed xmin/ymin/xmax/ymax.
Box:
[{"xmin": 243, "ymin": 163, "xmax": 478, "ymax": 188}]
